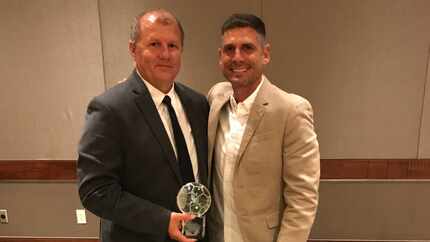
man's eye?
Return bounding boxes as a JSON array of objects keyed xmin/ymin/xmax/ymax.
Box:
[
  {"xmin": 223, "ymin": 46, "xmax": 235, "ymax": 54},
  {"xmin": 168, "ymin": 43, "xmax": 178, "ymax": 49},
  {"xmin": 149, "ymin": 42, "xmax": 160, "ymax": 47},
  {"xmin": 242, "ymin": 44, "xmax": 255, "ymax": 52}
]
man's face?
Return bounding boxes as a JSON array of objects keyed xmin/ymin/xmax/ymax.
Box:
[
  {"xmin": 219, "ymin": 27, "xmax": 270, "ymax": 88},
  {"xmin": 129, "ymin": 16, "xmax": 182, "ymax": 88}
]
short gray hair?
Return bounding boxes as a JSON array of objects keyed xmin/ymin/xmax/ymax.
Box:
[{"xmin": 129, "ymin": 9, "xmax": 184, "ymax": 46}]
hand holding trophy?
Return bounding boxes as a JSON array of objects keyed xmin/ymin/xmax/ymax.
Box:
[{"xmin": 176, "ymin": 182, "xmax": 211, "ymax": 239}]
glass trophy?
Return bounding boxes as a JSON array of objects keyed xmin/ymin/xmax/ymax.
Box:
[{"xmin": 176, "ymin": 182, "xmax": 211, "ymax": 239}]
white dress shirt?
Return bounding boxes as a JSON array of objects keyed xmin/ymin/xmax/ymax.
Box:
[
  {"xmin": 212, "ymin": 78, "xmax": 265, "ymax": 242},
  {"xmin": 137, "ymin": 70, "xmax": 199, "ymax": 181}
]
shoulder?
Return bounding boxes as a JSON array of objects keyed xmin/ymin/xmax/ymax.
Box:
[
  {"xmin": 85, "ymin": 73, "xmax": 140, "ymax": 117},
  {"xmin": 263, "ymin": 81, "xmax": 313, "ymax": 115},
  {"xmin": 207, "ymin": 82, "xmax": 232, "ymax": 104},
  {"xmin": 175, "ymin": 82, "xmax": 208, "ymax": 105},
  {"xmin": 208, "ymin": 81, "xmax": 232, "ymax": 95},
  {"xmin": 176, "ymin": 82, "xmax": 205, "ymax": 99},
  {"xmin": 91, "ymin": 80, "xmax": 132, "ymax": 108}
]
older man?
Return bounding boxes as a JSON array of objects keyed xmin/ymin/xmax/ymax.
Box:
[{"xmin": 78, "ymin": 9, "xmax": 209, "ymax": 242}]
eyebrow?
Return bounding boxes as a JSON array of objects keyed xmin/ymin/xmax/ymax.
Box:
[{"xmin": 223, "ymin": 42, "xmax": 255, "ymax": 47}]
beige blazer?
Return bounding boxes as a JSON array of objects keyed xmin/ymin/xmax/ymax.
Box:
[{"xmin": 207, "ymin": 77, "xmax": 320, "ymax": 242}]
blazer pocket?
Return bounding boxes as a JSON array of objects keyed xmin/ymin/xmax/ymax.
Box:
[{"xmin": 265, "ymin": 211, "xmax": 280, "ymax": 229}]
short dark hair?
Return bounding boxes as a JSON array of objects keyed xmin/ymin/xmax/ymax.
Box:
[
  {"xmin": 221, "ymin": 13, "xmax": 266, "ymax": 40},
  {"xmin": 130, "ymin": 9, "xmax": 185, "ymax": 46}
]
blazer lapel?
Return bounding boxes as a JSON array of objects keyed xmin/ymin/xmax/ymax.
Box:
[
  {"xmin": 235, "ymin": 80, "xmax": 270, "ymax": 168},
  {"xmin": 175, "ymin": 84, "xmax": 208, "ymax": 185},
  {"xmin": 208, "ymin": 92, "xmax": 230, "ymax": 180},
  {"xmin": 130, "ymin": 72, "xmax": 182, "ymax": 184}
]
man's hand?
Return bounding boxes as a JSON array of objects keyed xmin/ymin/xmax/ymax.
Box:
[{"xmin": 168, "ymin": 212, "xmax": 196, "ymax": 242}]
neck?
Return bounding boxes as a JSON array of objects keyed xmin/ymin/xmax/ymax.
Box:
[
  {"xmin": 135, "ymin": 68, "xmax": 174, "ymax": 94},
  {"xmin": 232, "ymin": 77, "xmax": 262, "ymax": 103},
  {"xmin": 156, "ymin": 82, "xmax": 174, "ymax": 94}
]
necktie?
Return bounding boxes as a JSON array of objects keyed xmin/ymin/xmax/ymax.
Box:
[{"xmin": 163, "ymin": 95, "xmax": 195, "ymax": 184}]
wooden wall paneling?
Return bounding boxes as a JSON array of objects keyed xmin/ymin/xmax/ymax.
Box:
[
  {"xmin": 2, "ymin": 159, "xmax": 430, "ymax": 180},
  {"xmin": 0, "ymin": 160, "xmax": 76, "ymax": 180},
  {"xmin": 0, "ymin": 239, "xmax": 98, "ymax": 242}
]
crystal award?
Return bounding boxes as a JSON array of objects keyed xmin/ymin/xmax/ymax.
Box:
[{"xmin": 176, "ymin": 182, "xmax": 211, "ymax": 239}]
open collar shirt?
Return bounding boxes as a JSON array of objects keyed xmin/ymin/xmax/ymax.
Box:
[{"xmin": 212, "ymin": 77, "xmax": 265, "ymax": 242}]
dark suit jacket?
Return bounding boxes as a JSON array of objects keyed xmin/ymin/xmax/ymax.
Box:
[{"xmin": 77, "ymin": 70, "xmax": 209, "ymax": 242}]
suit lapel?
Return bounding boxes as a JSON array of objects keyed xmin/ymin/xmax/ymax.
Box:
[
  {"xmin": 236, "ymin": 79, "xmax": 270, "ymax": 168},
  {"xmin": 175, "ymin": 84, "xmax": 208, "ymax": 185},
  {"xmin": 130, "ymin": 72, "xmax": 182, "ymax": 184},
  {"xmin": 208, "ymin": 92, "xmax": 230, "ymax": 180}
]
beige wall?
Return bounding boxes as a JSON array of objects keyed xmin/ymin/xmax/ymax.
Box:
[
  {"xmin": 264, "ymin": 0, "xmax": 430, "ymax": 159},
  {"xmin": 98, "ymin": 0, "xmax": 260, "ymax": 91},
  {"xmin": 419, "ymin": 47, "xmax": 430, "ymax": 158},
  {"xmin": 0, "ymin": 0, "xmax": 429, "ymax": 240},
  {"xmin": 0, "ymin": 0, "xmax": 105, "ymax": 160},
  {"xmin": 0, "ymin": 0, "xmax": 104, "ymax": 238},
  {"xmin": 0, "ymin": 182, "xmax": 98, "ymax": 237},
  {"xmin": 312, "ymin": 181, "xmax": 430, "ymax": 240}
]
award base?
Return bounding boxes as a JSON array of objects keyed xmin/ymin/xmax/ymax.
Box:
[{"xmin": 182, "ymin": 216, "xmax": 205, "ymax": 239}]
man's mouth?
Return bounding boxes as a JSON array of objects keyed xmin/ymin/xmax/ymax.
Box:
[
  {"xmin": 230, "ymin": 67, "xmax": 248, "ymax": 73},
  {"xmin": 156, "ymin": 64, "xmax": 173, "ymax": 69}
]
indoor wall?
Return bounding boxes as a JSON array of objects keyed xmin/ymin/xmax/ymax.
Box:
[{"xmin": 1, "ymin": 0, "xmax": 429, "ymax": 241}]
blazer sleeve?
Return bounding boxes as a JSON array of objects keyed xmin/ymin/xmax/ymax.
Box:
[
  {"xmin": 77, "ymin": 97, "xmax": 171, "ymax": 240},
  {"xmin": 278, "ymin": 98, "xmax": 320, "ymax": 242}
]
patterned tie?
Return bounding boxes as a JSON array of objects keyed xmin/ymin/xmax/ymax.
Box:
[{"xmin": 162, "ymin": 95, "xmax": 195, "ymax": 184}]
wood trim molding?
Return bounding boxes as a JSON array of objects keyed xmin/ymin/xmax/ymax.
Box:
[
  {"xmin": 308, "ymin": 241, "xmax": 411, "ymax": 242},
  {"xmin": 0, "ymin": 160, "xmax": 76, "ymax": 180},
  {"xmin": 0, "ymin": 239, "xmax": 414, "ymax": 242},
  {"xmin": 0, "ymin": 159, "xmax": 429, "ymax": 180},
  {"xmin": 321, "ymin": 159, "xmax": 430, "ymax": 179},
  {"xmin": 0, "ymin": 239, "xmax": 98, "ymax": 242}
]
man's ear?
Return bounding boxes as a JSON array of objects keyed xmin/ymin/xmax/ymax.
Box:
[
  {"xmin": 128, "ymin": 41, "xmax": 136, "ymax": 58},
  {"xmin": 263, "ymin": 43, "xmax": 271, "ymax": 65},
  {"xmin": 218, "ymin": 47, "xmax": 223, "ymax": 66}
]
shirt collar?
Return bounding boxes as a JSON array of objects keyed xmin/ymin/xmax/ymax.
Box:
[
  {"xmin": 229, "ymin": 75, "xmax": 266, "ymax": 114},
  {"xmin": 136, "ymin": 69, "xmax": 176, "ymax": 109}
]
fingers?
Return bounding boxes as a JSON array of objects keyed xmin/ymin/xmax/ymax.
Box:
[
  {"xmin": 168, "ymin": 212, "xmax": 196, "ymax": 242},
  {"xmin": 177, "ymin": 212, "xmax": 195, "ymax": 222},
  {"xmin": 175, "ymin": 231, "xmax": 197, "ymax": 242}
]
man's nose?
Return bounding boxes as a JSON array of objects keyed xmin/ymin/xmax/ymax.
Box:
[
  {"xmin": 232, "ymin": 48, "xmax": 244, "ymax": 61},
  {"xmin": 159, "ymin": 45, "xmax": 170, "ymax": 59}
]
